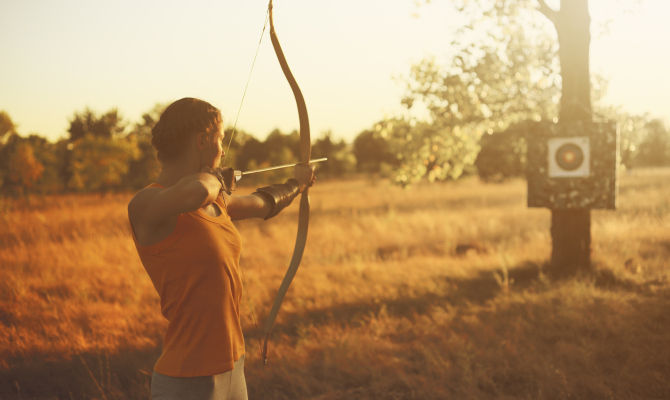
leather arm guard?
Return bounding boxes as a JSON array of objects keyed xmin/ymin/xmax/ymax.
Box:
[{"xmin": 253, "ymin": 178, "xmax": 301, "ymax": 219}]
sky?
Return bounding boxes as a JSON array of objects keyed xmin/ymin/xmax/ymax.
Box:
[{"xmin": 1, "ymin": 0, "xmax": 669, "ymax": 143}]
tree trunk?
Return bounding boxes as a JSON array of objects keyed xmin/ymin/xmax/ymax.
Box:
[
  {"xmin": 551, "ymin": 209, "xmax": 590, "ymax": 275},
  {"xmin": 550, "ymin": 0, "xmax": 592, "ymax": 274},
  {"xmin": 556, "ymin": 0, "xmax": 592, "ymax": 122}
]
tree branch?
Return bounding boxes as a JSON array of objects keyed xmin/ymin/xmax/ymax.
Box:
[{"xmin": 537, "ymin": 0, "xmax": 559, "ymax": 25}]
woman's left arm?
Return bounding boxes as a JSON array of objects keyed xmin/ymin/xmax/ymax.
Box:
[
  {"xmin": 226, "ymin": 164, "xmax": 315, "ymax": 221},
  {"xmin": 226, "ymin": 193, "xmax": 273, "ymax": 221}
]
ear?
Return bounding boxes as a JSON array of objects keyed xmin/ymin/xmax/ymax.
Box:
[{"xmin": 195, "ymin": 132, "xmax": 208, "ymax": 150}]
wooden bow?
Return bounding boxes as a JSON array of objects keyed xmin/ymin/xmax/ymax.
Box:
[{"xmin": 261, "ymin": 0, "xmax": 312, "ymax": 365}]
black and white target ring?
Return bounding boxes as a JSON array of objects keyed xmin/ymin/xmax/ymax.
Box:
[{"xmin": 555, "ymin": 143, "xmax": 584, "ymax": 171}]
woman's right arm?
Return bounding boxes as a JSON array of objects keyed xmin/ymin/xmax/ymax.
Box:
[{"xmin": 128, "ymin": 173, "xmax": 222, "ymax": 239}]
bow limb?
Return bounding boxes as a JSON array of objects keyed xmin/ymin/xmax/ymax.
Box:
[{"xmin": 261, "ymin": 0, "xmax": 311, "ymax": 365}]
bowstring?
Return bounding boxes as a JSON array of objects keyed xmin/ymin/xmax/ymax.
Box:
[
  {"xmin": 222, "ymin": 7, "xmax": 270, "ymax": 165},
  {"xmin": 223, "ymin": 5, "xmax": 270, "ymax": 358}
]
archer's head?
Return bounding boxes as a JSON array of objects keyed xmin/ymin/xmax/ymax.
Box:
[{"xmin": 152, "ymin": 97, "xmax": 224, "ymax": 170}]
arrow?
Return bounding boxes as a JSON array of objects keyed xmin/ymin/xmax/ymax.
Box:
[{"xmin": 234, "ymin": 157, "xmax": 327, "ymax": 181}]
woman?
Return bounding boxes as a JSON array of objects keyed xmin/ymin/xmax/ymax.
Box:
[{"xmin": 128, "ymin": 97, "xmax": 315, "ymax": 399}]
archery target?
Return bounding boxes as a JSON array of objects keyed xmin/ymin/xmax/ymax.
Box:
[{"xmin": 548, "ymin": 137, "xmax": 590, "ymax": 177}]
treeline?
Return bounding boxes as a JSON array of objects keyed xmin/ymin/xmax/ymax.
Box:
[
  {"xmin": 1, "ymin": 104, "xmax": 670, "ymax": 196},
  {"xmin": 0, "ymin": 105, "xmax": 388, "ymax": 196}
]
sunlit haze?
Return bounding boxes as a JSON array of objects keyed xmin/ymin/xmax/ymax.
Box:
[{"xmin": 1, "ymin": 0, "xmax": 668, "ymax": 142}]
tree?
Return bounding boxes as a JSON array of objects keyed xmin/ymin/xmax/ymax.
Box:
[
  {"xmin": 63, "ymin": 108, "xmax": 129, "ymax": 190},
  {"xmin": 352, "ymin": 127, "xmax": 399, "ymax": 175},
  {"xmin": 312, "ymin": 131, "xmax": 356, "ymax": 178},
  {"xmin": 0, "ymin": 111, "xmax": 19, "ymax": 190},
  {"xmin": 230, "ymin": 129, "xmax": 299, "ymax": 183},
  {"xmin": 3, "ymin": 140, "xmax": 44, "ymax": 194},
  {"xmin": 0, "ymin": 111, "xmax": 17, "ymax": 145},
  {"xmin": 0, "ymin": 114, "xmax": 64, "ymax": 195},
  {"xmin": 398, "ymin": 0, "xmax": 561, "ymax": 185},
  {"xmin": 384, "ymin": 118, "xmax": 480, "ymax": 185},
  {"xmin": 22, "ymin": 134, "xmax": 66, "ymax": 194},
  {"xmin": 236, "ymin": 136, "xmax": 267, "ymax": 172},
  {"xmin": 475, "ymin": 122, "xmax": 529, "ymax": 182},
  {"xmin": 67, "ymin": 108, "xmax": 126, "ymax": 141},
  {"xmin": 222, "ymin": 127, "xmax": 253, "ymax": 170},
  {"xmin": 125, "ymin": 104, "xmax": 165, "ymax": 189},
  {"xmin": 413, "ymin": 0, "xmax": 625, "ymax": 273},
  {"xmin": 68, "ymin": 134, "xmax": 137, "ymax": 192},
  {"xmin": 265, "ymin": 129, "xmax": 300, "ymax": 166}
]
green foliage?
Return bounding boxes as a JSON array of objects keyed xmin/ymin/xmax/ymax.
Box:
[
  {"xmin": 2, "ymin": 107, "xmax": 360, "ymax": 195},
  {"xmin": 0, "ymin": 133, "xmax": 71, "ymax": 195},
  {"xmin": 124, "ymin": 104, "xmax": 166, "ymax": 189},
  {"xmin": 1, "ymin": 139, "xmax": 44, "ymax": 195},
  {"xmin": 377, "ymin": 119, "xmax": 480, "ymax": 186},
  {"xmin": 221, "ymin": 127, "xmax": 253, "ymax": 170},
  {"xmin": 266, "ymin": 129, "xmax": 300, "ymax": 165},
  {"xmin": 231, "ymin": 129, "xmax": 301, "ymax": 184},
  {"xmin": 26, "ymin": 135, "xmax": 67, "ymax": 194},
  {"xmin": 312, "ymin": 131, "xmax": 356, "ymax": 178},
  {"xmin": 67, "ymin": 134, "xmax": 138, "ymax": 192},
  {"xmin": 124, "ymin": 134, "xmax": 160, "ymax": 190},
  {"xmin": 395, "ymin": 0, "xmax": 632, "ymax": 185},
  {"xmin": 390, "ymin": 0, "xmax": 561, "ymax": 186},
  {"xmin": 132, "ymin": 103, "xmax": 166, "ymax": 140},
  {"xmin": 475, "ymin": 122, "xmax": 529, "ymax": 182},
  {"xmin": 235, "ymin": 137, "xmax": 267, "ymax": 172},
  {"xmin": 352, "ymin": 129, "xmax": 399, "ymax": 174}
]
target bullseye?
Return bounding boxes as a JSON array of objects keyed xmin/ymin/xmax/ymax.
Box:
[{"xmin": 555, "ymin": 143, "xmax": 584, "ymax": 171}]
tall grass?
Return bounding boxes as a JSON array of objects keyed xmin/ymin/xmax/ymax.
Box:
[{"xmin": 1, "ymin": 168, "xmax": 669, "ymax": 399}]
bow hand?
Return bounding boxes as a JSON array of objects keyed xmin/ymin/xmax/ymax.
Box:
[
  {"xmin": 203, "ymin": 167, "xmax": 237, "ymax": 195},
  {"xmin": 294, "ymin": 164, "xmax": 316, "ymax": 192}
]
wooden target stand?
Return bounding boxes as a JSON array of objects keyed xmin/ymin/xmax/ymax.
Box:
[{"xmin": 527, "ymin": 121, "xmax": 618, "ymax": 272}]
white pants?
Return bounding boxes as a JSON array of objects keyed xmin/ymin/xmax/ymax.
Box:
[{"xmin": 151, "ymin": 355, "xmax": 248, "ymax": 400}]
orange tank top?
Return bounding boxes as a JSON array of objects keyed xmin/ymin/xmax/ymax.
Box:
[{"xmin": 131, "ymin": 186, "xmax": 245, "ymax": 377}]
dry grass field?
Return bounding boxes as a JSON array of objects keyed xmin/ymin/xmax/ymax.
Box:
[{"xmin": 1, "ymin": 169, "xmax": 669, "ymax": 399}]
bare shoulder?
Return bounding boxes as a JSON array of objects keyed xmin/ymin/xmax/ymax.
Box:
[
  {"xmin": 128, "ymin": 185, "xmax": 185, "ymax": 246},
  {"xmin": 130, "ymin": 176, "xmax": 212, "ymax": 223},
  {"xmin": 127, "ymin": 186, "xmax": 163, "ymax": 229}
]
